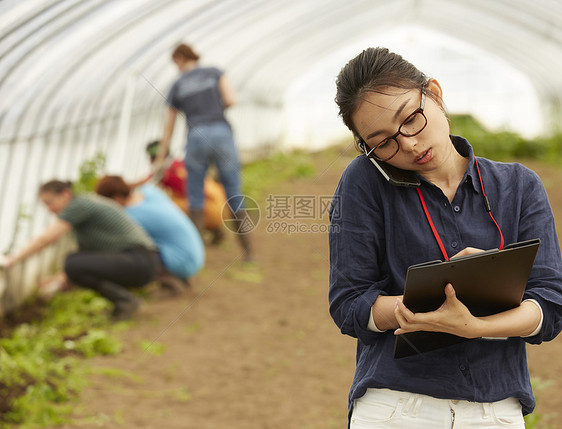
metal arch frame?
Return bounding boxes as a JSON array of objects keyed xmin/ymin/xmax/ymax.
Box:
[
  {"xmin": 3, "ymin": 0, "xmax": 562, "ymax": 145},
  {"xmin": 0, "ymin": 0, "xmax": 85, "ymax": 54},
  {"xmin": 37, "ymin": 1, "xmax": 212, "ymax": 183},
  {"xmin": 0, "ymin": 0, "xmax": 177, "ymax": 254},
  {"xmin": 238, "ymin": 0, "xmax": 562, "ymax": 107},
  {"xmin": 0, "ymin": 0, "xmax": 114, "ymax": 208},
  {"xmin": 1, "ymin": 0, "xmax": 562, "ymax": 303},
  {"xmin": 0, "ymin": 0, "xmax": 286, "ymax": 255},
  {"xmin": 61, "ymin": 0, "xmax": 246, "ymax": 171},
  {"xmin": 413, "ymin": 0, "xmax": 562, "ymax": 122},
  {"xmin": 0, "ymin": 0, "xmax": 561, "ymax": 174},
  {"xmin": 127, "ymin": 0, "xmax": 390, "ymax": 105},
  {"xmin": 2, "ymin": 0, "xmax": 561, "ymax": 217},
  {"xmin": 1, "ymin": 0, "xmax": 174, "ymax": 141},
  {"xmin": 0, "ymin": 0, "xmax": 303, "ymax": 182},
  {"xmin": 0, "ymin": 0, "xmax": 235, "ymax": 253},
  {"xmin": 443, "ymin": 0, "xmax": 562, "ymax": 91},
  {"xmin": 225, "ymin": 0, "xmax": 397, "ymax": 102},
  {"xmin": 135, "ymin": 0, "xmax": 562, "ymax": 110},
  {"xmin": 0, "ymin": 0, "xmax": 115, "ymax": 124},
  {"xmin": 0, "ymin": 0, "xmax": 248, "ymax": 145},
  {"xmin": 124, "ymin": 0, "xmax": 284, "ymax": 102},
  {"xmin": 0, "ymin": 0, "xmax": 193, "ymax": 205}
]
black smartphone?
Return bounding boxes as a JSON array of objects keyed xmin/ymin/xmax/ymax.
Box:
[
  {"xmin": 367, "ymin": 157, "xmax": 421, "ymax": 188},
  {"xmin": 358, "ymin": 140, "xmax": 420, "ymax": 188}
]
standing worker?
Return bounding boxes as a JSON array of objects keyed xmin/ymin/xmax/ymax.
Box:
[{"xmin": 155, "ymin": 43, "xmax": 252, "ymax": 262}]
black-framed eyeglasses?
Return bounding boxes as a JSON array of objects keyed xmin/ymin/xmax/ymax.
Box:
[{"xmin": 361, "ymin": 89, "xmax": 427, "ymax": 162}]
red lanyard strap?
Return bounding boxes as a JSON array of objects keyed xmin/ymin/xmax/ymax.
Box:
[
  {"xmin": 416, "ymin": 188, "xmax": 450, "ymax": 261},
  {"xmin": 474, "ymin": 158, "xmax": 504, "ymax": 250},
  {"xmin": 416, "ymin": 157, "xmax": 504, "ymax": 261}
]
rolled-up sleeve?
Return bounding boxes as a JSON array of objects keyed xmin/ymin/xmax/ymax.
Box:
[
  {"xmin": 517, "ymin": 169, "xmax": 562, "ymax": 344},
  {"xmin": 329, "ymin": 159, "xmax": 392, "ymax": 345}
]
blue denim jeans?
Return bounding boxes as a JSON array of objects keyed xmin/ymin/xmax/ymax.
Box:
[{"xmin": 185, "ymin": 122, "xmax": 243, "ymax": 211}]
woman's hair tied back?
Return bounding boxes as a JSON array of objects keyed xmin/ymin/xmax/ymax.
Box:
[
  {"xmin": 172, "ymin": 43, "xmax": 200, "ymax": 62},
  {"xmin": 335, "ymin": 47, "xmax": 428, "ymax": 138}
]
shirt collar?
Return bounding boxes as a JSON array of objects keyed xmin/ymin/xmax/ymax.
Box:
[{"xmin": 451, "ymin": 134, "xmax": 480, "ymax": 194}]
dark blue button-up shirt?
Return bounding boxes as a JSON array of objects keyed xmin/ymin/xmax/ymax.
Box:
[{"xmin": 329, "ymin": 136, "xmax": 562, "ymax": 419}]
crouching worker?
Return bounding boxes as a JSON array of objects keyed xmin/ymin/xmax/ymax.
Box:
[
  {"xmin": 0, "ymin": 180, "xmax": 159, "ymax": 320},
  {"xmin": 95, "ymin": 175, "xmax": 205, "ymax": 294}
]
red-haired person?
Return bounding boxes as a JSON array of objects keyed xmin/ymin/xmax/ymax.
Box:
[{"xmin": 95, "ymin": 175, "xmax": 204, "ymax": 294}]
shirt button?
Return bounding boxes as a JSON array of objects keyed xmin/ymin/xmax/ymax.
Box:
[
  {"xmin": 459, "ymin": 364, "xmax": 466, "ymax": 371},
  {"xmin": 451, "ymin": 241, "xmax": 458, "ymax": 248},
  {"xmin": 454, "ymin": 206, "xmax": 461, "ymax": 212}
]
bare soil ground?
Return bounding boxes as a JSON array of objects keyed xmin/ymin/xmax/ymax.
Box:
[{"xmin": 46, "ymin": 151, "xmax": 562, "ymax": 429}]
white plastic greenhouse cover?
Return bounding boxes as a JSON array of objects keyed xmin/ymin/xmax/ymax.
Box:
[{"xmin": 1, "ymin": 0, "xmax": 562, "ymax": 310}]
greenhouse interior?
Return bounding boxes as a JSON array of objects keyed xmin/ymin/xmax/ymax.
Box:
[
  {"xmin": 1, "ymin": 0, "xmax": 562, "ymax": 304},
  {"xmin": 1, "ymin": 1, "xmax": 562, "ymax": 425}
]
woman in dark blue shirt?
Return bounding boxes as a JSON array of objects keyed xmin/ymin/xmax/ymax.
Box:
[{"xmin": 329, "ymin": 47, "xmax": 562, "ymax": 428}]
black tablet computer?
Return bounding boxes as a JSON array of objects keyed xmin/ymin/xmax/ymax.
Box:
[{"xmin": 394, "ymin": 238, "xmax": 541, "ymax": 359}]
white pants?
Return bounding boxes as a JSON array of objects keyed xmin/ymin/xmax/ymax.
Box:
[{"xmin": 350, "ymin": 388, "xmax": 525, "ymax": 428}]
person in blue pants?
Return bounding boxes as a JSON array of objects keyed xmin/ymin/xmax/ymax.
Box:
[{"xmin": 154, "ymin": 43, "xmax": 253, "ymax": 262}]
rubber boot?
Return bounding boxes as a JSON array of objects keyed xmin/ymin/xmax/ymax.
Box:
[
  {"xmin": 237, "ymin": 233, "xmax": 253, "ymax": 263},
  {"xmin": 157, "ymin": 264, "xmax": 189, "ymax": 296},
  {"xmin": 210, "ymin": 227, "xmax": 225, "ymax": 246},
  {"xmin": 190, "ymin": 208, "xmax": 205, "ymax": 238},
  {"xmin": 92, "ymin": 281, "xmax": 141, "ymax": 321}
]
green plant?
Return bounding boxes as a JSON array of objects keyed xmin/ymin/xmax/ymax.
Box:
[
  {"xmin": 524, "ymin": 377, "xmax": 556, "ymax": 429},
  {"xmin": 242, "ymin": 149, "xmax": 316, "ymax": 198},
  {"xmin": 450, "ymin": 115, "xmax": 562, "ymax": 163},
  {"xmin": 0, "ymin": 290, "xmax": 121, "ymax": 426},
  {"xmin": 140, "ymin": 340, "xmax": 165, "ymax": 356},
  {"xmin": 4, "ymin": 203, "xmax": 31, "ymax": 255},
  {"xmin": 0, "ymin": 150, "xmax": 116, "ymax": 426},
  {"xmin": 72, "ymin": 152, "xmax": 106, "ymax": 194}
]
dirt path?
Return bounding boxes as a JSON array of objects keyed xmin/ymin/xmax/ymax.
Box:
[{"xmin": 50, "ymin": 151, "xmax": 562, "ymax": 429}]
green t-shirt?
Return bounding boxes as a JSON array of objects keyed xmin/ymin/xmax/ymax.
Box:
[{"xmin": 59, "ymin": 195, "xmax": 155, "ymax": 252}]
